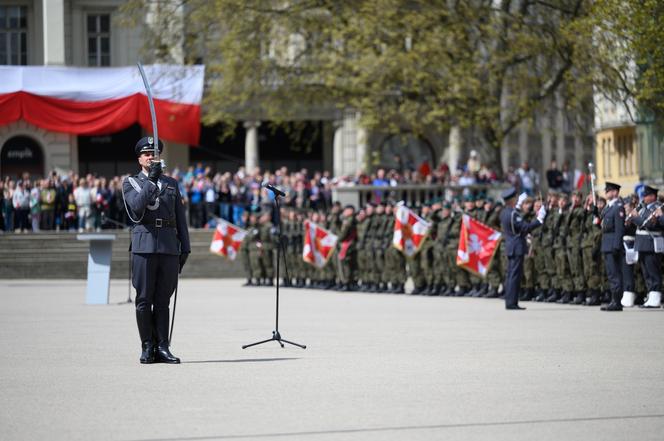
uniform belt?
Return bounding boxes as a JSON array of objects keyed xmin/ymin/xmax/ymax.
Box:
[
  {"xmin": 142, "ymin": 218, "xmax": 176, "ymax": 228},
  {"xmin": 623, "ymin": 235, "xmax": 635, "ymax": 241},
  {"xmin": 636, "ymin": 229, "xmax": 662, "ymax": 237}
]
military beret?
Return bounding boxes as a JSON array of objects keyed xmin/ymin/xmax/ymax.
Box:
[
  {"xmin": 344, "ymin": 204, "xmax": 356, "ymax": 211},
  {"xmin": 485, "ymin": 197, "xmax": 494, "ymax": 204},
  {"xmin": 464, "ymin": 194, "xmax": 475, "ymax": 202},
  {"xmin": 501, "ymin": 187, "xmax": 517, "ymax": 200},
  {"xmin": 442, "ymin": 201, "xmax": 452, "ymax": 209},
  {"xmin": 643, "ymin": 185, "xmax": 659, "ymax": 197},
  {"xmin": 604, "ymin": 181, "xmax": 621, "ymax": 192},
  {"xmin": 135, "ymin": 136, "xmax": 164, "ymax": 156}
]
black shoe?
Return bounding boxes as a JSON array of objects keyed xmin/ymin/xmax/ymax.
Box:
[
  {"xmin": 557, "ymin": 291, "xmax": 572, "ymax": 304},
  {"xmin": 140, "ymin": 341, "xmax": 155, "ymax": 364},
  {"xmin": 485, "ymin": 287, "xmax": 499, "ymax": 298},
  {"xmin": 506, "ymin": 305, "xmax": 526, "ymax": 310},
  {"xmin": 600, "ymin": 302, "xmax": 623, "ymax": 311},
  {"xmin": 155, "ymin": 343, "xmax": 181, "ymax": 363},
  {"xmin": 394, "ymin": 284, "xmax": 405, "ymax": 294},
  {"xmin": 572, "ymin": 293, "xmax": 585, "ymax": 305},
  {"xmin": 546, "ymin": 291, "xmax": 560, "ymax": 303},
  {"xmin": 411, "ymin": 286, "xmax": 425, "ymax": 295},
  {"xmin": 534, "ymin": 292, "xmax": 547, "ymax": 302},
  {"xmin": 242, "ymin": 279, "xmax": 253, "ymax": 287}
]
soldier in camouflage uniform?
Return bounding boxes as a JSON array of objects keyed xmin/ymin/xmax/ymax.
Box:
[
  {"xmin": 322, "ymin": 207, "xmax": 341, "ymax": 289},
  {"xmin": 460, "ymin": 195, "xmax": 477, "ymax": 296},
  {"xmin": 581, "ymin": 194, "xmax": 602, "ymax": 305},
  {"xmin": 565, "ymin": 190, "xmax": 587, "ymax": 304},
  {"xmin": 248, "ymin": 213, "xmax": 265, "ymax": 285},
  {"xmin": 337, "ymin": 205, "xmax": 358, "ymax": 291},
  {"xmin": 383, "ymin": 203, "xmax": 407, "ymax": 293},
  {"xmin": 410, "ymin": 204, "xmax": 431, "ymax": 295},
  {"xmin": 371, "ymin": 203, "xmax": 390, "ymax": 293},
  {"xmin": 485, "ymin": 200, "xmax": 503, "ymax": 298},
  {"xmin": 519, "ymin": 197, "xmax": 537, "ymax": 300},
  {"xmin": 421, "ymin": 201, "xmax": 442, "ymax": 295},
  {"xmin": 445, "ymin": 204, "xmax": 470, "ymax": 296},
  {"xmin": 534, "ymin": 191, "xmax": 559, "ymax": 302},
  {"xmin": 240, "ymin": 212, "xmax": 257, "ymax": 286},
  {"xmin": 433, "ymin": 201, "xmax": 454, "ymax": 295},
  {"xmin": 547, "ymin": 193, "xmax": 573, "ymax": 302},
  {"xmin": 257, "ymin": 211, "xmax": 276, "ymax": 286},
  {"xmin": 356, "ymin": 204, "xmax": 373, "ymax": 291}
]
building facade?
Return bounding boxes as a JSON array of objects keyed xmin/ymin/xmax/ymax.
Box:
[{"xmin": 0, "ymin": 0, "xmax": 594, "ymax": 184}]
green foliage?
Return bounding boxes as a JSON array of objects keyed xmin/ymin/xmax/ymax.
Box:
[{"xmin": 120, "ymin": 0, "xmax": 664, "ymax": 161}]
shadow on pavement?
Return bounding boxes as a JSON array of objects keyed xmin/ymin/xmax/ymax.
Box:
[{"xmin": 182, "ymin": 357, "xmax": 300, "ymax": 364}]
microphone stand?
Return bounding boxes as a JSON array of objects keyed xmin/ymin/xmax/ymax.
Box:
[{"xmin": 243, "ymin": 189, "xmax": 306, "ymax": 349}]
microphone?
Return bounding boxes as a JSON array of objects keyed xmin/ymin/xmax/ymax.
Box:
[{"xmin": 263, "ymin": 183, "xmax": 285, "ymax": 197}]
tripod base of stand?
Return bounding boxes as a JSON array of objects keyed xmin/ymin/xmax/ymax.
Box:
[{"xmin": 242, "ymin": 331, "xmax": 306, "ymax": 350}]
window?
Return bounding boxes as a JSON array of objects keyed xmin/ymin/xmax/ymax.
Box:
[
  {"xmin": 87, "ymin": 14, "xmax": 110, "ymax": 66},
  {"xmin": 0, "ymin": 6, "xmax": 28, "ymax": 65}
]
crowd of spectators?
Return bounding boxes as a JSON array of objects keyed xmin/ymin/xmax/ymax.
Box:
[{"xmin": 0, "ymin": 156, "xmax": 544, "ymax": 233}]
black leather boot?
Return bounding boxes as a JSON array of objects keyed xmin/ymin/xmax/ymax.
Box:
[
  {"xmin": 585, "ymin": 289, "xmax": 601, "ymax": 306},
  {"xmin": 154, "ymin": 308, "xmax": 180, "ymax": 364},
  {"xmin": 572, "ymin": 292, "xmax": 585, "ymax": 305},
  {"xmin": 557, "ymin": 291, "xmax": 572, "ymax": 304},
  {"xmin": 136, "ymin": 309, "xmax": 155, "ymax": 364},
  {"xmin": 546, "ymin": 289, "xmax": 560, "ymax": 302}
]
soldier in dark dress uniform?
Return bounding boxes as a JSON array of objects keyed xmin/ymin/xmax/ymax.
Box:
[
  {"xmin": 629, "ymin": 186, "xmax": 663, "ymax": 308},
  {"xmin": 122, "ymin": 137, "xmax": 191, "ymax": 364},
  {"xmin": 500, "ymin": 188, "xmax": 545, "ymax": 310},
  {"xmin": 599, "ymin": 182, "xmax": 625, "ymax": 311}
]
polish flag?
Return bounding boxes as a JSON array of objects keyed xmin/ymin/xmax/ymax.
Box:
[
  {"xmin": 574, "ymin": 169, "xmax": 586, "ymax": 190},
  {"xmin": 210, "ymin": 219, "xmax": 247, "ymax": 260},
  {"xmin": 456, "ymin": 214, "xmax": 502, "ymax": 277},
  {"xmin": 0, "ymin": 65, "xmax": 204, "ymax": 145},
  {"xmin": 303, "ymin": 220, "xmax": 338, "ymax": 268},
  {"xmin": 393, "ymin": 204, "xmax": 431, "ymax": 257}
]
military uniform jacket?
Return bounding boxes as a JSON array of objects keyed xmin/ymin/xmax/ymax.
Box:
[
  {"xmin": 500, "ymin": 206, "xmax": 541, "ymax": 257},
  {"xmin": 631, "ymin": 202, "xmax": 664, "ymax": 252},
  {"xmin": 567, "ymin": 206, "xmax": 585, "ymax": 249},
  {"xmin": 600, "ymin": 199, "xmax": 625, "ymax": 253},
  {"xmin": 123, "ymin": 172, "xmax": 190, "ymax": 255}
]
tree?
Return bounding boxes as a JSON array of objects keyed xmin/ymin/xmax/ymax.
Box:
[{"xmin": 121, "ymin": 0, "xmax": 662, "ymax": 171}]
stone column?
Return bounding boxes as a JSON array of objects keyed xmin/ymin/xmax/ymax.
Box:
[
  {"xmin": 447, "ymin": 126, "xmax": 461, "ymax": 172},
  {"xmin": 333, "ymin": 119, "xmax": 344, "ymax": 177},
  {"xmin": 244, "ymin": 121, "xmax": 260, "ymax": 172},
  {"xmin": 43, "ymin": 0, "xmax": 65, "ymax": 65}
]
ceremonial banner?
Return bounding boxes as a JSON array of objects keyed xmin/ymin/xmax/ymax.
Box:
[
  {"xmin": 393, "ymin": 204, "xmax": 431, "ymax": 257},
  {"xmin": 0, "ymin": 65, "xmax": 204, "ymax": 145},
  {"xmin": 574, "ymin": 169, "xmax": 586, "ymax": 190},
  {"xmin": 303, "ymin": 220, "xmax": 338, "ymax": 268},
  {"xmin": 210, "ymin": 219, "xmax": 247, "ymax": 260},
  {"xmin": 456, "ymin": 214, "xmax": 502, "ymax": 277}
]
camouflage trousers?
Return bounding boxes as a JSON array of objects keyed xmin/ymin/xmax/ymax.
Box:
[
  {"xmin": 384, "ymin": 245, "xmax": 407, "ymax": 285},
  {"xmin": 554, "ymin": 247, "xmax": 573, "ymax": 292},
  {"xmin": 566, "ymin": 246, "xmax": 586, "ymax": 292}
]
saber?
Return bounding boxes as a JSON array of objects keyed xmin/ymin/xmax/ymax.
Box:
[
  {"xmin": 137, "ymin": 62, "xmax": 161, "ymax": 165},
  {"xmin": 588, "ymin": 162, "xmax": 596, "ymax": 206}
]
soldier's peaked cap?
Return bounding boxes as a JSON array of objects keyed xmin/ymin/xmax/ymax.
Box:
[
  {"xmin": 643, "ymin": 185, "xmax": 659, "ymax": 196},
  {"xmin": 604, "ymin": 181, "xmax": 621, "ymax": 192},
  {"xmin": 135, "ymin": 136, "xmax": 164, "ymax": 156},
  {"xmin": 501, "ymin": 187, "xmax": 517, "ymax": 200}
]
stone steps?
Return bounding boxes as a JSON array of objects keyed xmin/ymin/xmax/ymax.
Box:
[{"xmin": 0, "ymin": 230, "xmax": 243, "ymax": 279}]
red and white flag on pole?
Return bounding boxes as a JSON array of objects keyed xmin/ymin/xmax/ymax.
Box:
[
  {"xmin": 210, "ymin": 219, "xmax": 247, "ymax": 260},
  {"xmin": 574, "ymin": 169, "xmax": 586, "ymax": 190},
  {"xmin": 303, "ymin": 220, "xmax": 338, "ymax": 268},
  {"xmin": 456, "ymin": 214, "xmax": 502, "ymax": 277},
  {"xmin": 393, "ymin": 204, "xmax": 431, "ymax": 257}
]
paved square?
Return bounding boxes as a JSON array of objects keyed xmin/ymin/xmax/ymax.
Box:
[{"xmin": 1, "ymin": 279, "xmax": 664, "ymax": 441}]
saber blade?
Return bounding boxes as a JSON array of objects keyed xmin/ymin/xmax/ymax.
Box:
[{"xmin": 137, "ymin": 62, "xmax": 160, "ymax": 163}]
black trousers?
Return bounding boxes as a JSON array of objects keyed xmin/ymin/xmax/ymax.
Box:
[
  {"xmin": 621, "ymin": 260, "xmax": 635, "ymax": 292},
  {"xmin": 505, "ymin": 255, "xmax": 525, "ymax": 308},
  {"xmin": 639, "ymin": 251, "xmax": 662, "ymax": 292},
  {"xmin": 132, "ymin": 253, "xmax": 179, "ymax": 342},
  {"xmin": 603, "ymin": 251, "xmax": 623, "ymax": 304}
]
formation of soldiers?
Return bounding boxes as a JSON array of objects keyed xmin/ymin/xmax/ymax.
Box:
[{"xmin": 239, "ymin": 187, "xmax": 664, "ymax": 308}]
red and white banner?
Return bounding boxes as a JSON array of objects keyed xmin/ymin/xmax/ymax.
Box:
[
  {"xmin": 210, "ymin": 219, "xmax": 247, "ymax": 260},
  {"xmin": 393, "ymin": 204, "xmax": 431, "ymax": 257},
  {"xmin": 574, "ymin": 169, "xmax": 586, "ymax": 190},
  {"xmin": 303, "ymin": 220, "xmax": 338, "ymax": 268},
  {"xmin": 0, "ymin": 65, "xmax": 204, "ymax": 145},
  {"xmin": 456, "ymin": 214, "xmax": 502, "ymax": 277}
]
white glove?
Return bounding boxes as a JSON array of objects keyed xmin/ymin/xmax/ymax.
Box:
[
  {"xmin": 536, "ymin": 205, "xmax": 547, "ymax": 224},
  {"xmin": 516, "ymin": 192, "xmax": 528, "ymax": 209}
]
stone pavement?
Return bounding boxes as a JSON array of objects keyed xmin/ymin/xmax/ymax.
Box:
[{"xmin": 1, "ymin": 279, "xmax": 664, "ymax": 441}]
